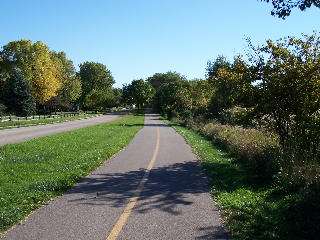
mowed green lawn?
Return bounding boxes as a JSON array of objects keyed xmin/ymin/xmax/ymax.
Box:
[
  {"xmin": 0, "ymin": 113, "xmax": 99, "ymax": 130},
  {"xmin": 0, "ymin": 113, "xmax": 144, "ymax": 232}
]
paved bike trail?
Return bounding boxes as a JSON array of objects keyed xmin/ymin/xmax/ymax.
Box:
[{"xmin": 3, "ymin": 113, "xmax": 228, "ymax": 240}]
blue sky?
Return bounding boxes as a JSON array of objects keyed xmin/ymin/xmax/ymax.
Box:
[{"xmin": 1, "ymin": 0, "xmax": 319, "ymax": 87}]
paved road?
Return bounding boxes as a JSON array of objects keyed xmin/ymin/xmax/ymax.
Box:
[
  {"xmin": 0, "ymin": 111, "xmax": 128, "ymax": 146},
  {"xmin": 3, "ymin": 113, "xmax": 228, "ymax": 240}
]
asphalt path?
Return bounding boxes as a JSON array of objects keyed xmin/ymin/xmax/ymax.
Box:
[
  {"xmin": 0, "ymin": 111, "xmax": 128, "ymax": 146},
  {"xmin": 3, "ymin": 113, "xmax": 229, "ymax": 240}
]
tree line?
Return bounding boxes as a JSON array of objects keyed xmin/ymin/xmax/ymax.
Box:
[
  {"xmin": 123, "ymin": 32, "xmax": 319, "ymax": 189},
  {"xmin": 0, "ymin": 40, "xmax": 121, "ymax": 116},
  {"xmin": 1, "ymin": 33, "xmax": 318, "ymax": 186}
]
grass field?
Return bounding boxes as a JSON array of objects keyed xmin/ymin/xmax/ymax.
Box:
[
  {"xmin": 0, "ymin": 112, "xmax": 144, "ymax": 232},
  {"xmin": 0, "ymin": 114, "xmax": 99, "ymax": 130},
  {"xmin": 166, "ymin": 120, "xmax": 319, "ymax": 240}
]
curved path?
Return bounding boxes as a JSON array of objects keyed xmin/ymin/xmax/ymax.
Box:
[
  {"xmin": 0, "ymin": 111, "xmax": 128, "ymax": 146},
  {"xmin": 3, "ymin": 113, "xmax": 228, "ymax": 240}
]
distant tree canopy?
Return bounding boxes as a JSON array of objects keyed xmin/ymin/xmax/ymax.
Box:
[
  {"xmin": 53, "ymin": 51, "xmax": 76, "ymax": 77},
  {"xmin": 79, "ymin": 61, "xmax": 115, "ymax": 109},
  {"xmin": 153, "ymin": 78, "xmax": 214, "ymax": 119},
  {"xmin": 206, "ymin": 55, "xmax": 231, "ymax": 80},
  {"xmin": 146, "ymin": 71, "xmax": 186, "ymax": 89},
  {"xmin": 111, "ymin": 88, "xmax": 123, "ymax": 107},
  {"xmin": 122, "ymin": 79, "xmax": 154, "ymax": 109},
  {"xmin": 262, "ymin": 0, "xmax": 320, "ymax": 18},
  {"xmin": 206, "ymin": 56, "xmax": 248, "ymax": 117},
  {"xmin": 79, "ymin": 61, "xmax": 114, "ymax": 94}
]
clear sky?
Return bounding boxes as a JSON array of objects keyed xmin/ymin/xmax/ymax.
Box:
[{"xmin": 1, "ymin": 0, "xmax": 319, "ymax": 87}]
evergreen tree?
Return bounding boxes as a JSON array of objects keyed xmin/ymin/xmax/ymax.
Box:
[{"xmin": 4, "ymin": 70, "xmax": 36, "ymax": 116}]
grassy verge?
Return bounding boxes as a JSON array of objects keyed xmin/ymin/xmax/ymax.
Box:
[
  {"xmin": 0, "ymin": 114, "xmax": 99, "ymax": 130},
  {"xmin": 0, "ymin": 113, "xmax": 144, "ymax": 232},
  {"xmin": 165, "ymin": 119, "xmax": 319, "ymax": 240}
]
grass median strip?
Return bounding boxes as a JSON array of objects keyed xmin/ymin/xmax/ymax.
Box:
[
  {"xmin": 0, "ymin": 113, "xmax": 144, "ymax": 232},
  {"xmin": 166, "ymin": 120, "xmax": 319, "ymax": 240},
  {"xmin": 0, "ymin": 114, "xmax": 99, "ymax": 130}
]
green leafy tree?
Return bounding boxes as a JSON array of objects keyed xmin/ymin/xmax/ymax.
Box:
[
  {"xmin": 151, "ymin": 73, "xmax": 214, "ymax": 118},
  {"xmin": 83, "ymin": 88, "xmax": 120, "ymax": 110},
  {"xmin": 236, "ymin": 33, "xmax": 320, "ymax": 187},
  {"xmin": 206, "ymin": 55, "xmax": 231, "ymax": 80},
  {"xmin": 0, "ymin": 103, "xmax": 6, "ymax": 117},
  {"xmin": 53, "ymin": 51, "xmax": 76, "ymax": 77},
  {"xmin": 46, "ymin": 52, "xmax": 82, "ymax": 110},
  {"xmin": 111, "ymin": 88, "xmax": 123, "ymax": 107},
  {"xmin": 83, "ymin": 89, "xmax": 106, "ymax": 110},
  {"xmin": 3, "ymin": 69, "xmax": 36, "ymax": 116},
  {"xmin": 188, "ymin": 79, "xmax": 215, "ymax": 116},
  {"xmin": 261, "ymin": 0, "xmax": 320, "ymax": 18},
  {"xmin": 102, "ymin": 88, "xmax": 121, "ymax": 108},
  {"xmin": 123, "ymin": 79, "xmax": 154, "ymax": 109},
  {"xmin": 246, "ymin": 33, "xmax": 320, "ymax": 146},
  {"xmin": 147, "ymin": 71, "xmax": 186, "ymax": 89},
  {"xmin": 206, "ymin": 56, "xmax": 241, "ymax": 117},
  {"xmin": 0, "ymin": 57, "xmax": 7, "ymax": 100},
  {"xmin": 153, "ymin": 80, "xmax": 192, "ymax": 118},
  {"xmin": 0, "ymin": 40, "xmax": 63, "ymax": 104},
  {"xmin": 79, "ymin": 61, "xmax": 114, "ymax": 109},
  {"xmin": 61, "ymin": 75, "xmax": 82, "ymax": 104}
]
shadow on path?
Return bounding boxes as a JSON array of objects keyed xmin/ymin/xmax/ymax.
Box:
[
  {"xmin": 67, "ymin": 161, "xmax": 209, "ymax": 215},
  {"xmin": 66, "ymin": 161, "xmax": 230, "ymax": 238},
  {"xmin": 195, "ymin": 226, "xmax": 229, "ymax": 240}
]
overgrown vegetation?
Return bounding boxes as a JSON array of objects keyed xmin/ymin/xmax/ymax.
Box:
[
  {"xmin": 153, "ymin": 33, "xmax": 320, "ymax": 190},
  {"xmin": 188, "ymin": 119, "xmax": 280, "ymax": 181},
  {"xmin": 122, "ymin": 79, "xmax": 154, "ymax": 109},
  {"xmin": 166, "ymin": 120, "xmax": 320, "ymax": 240},
  {"xmin": 0, "ymin": 113, "xmax": 144, "ymax": 232}
]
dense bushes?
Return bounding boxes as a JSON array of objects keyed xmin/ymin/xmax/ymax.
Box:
[
  {"xmin": 162, "ymin": 114, "xmax": 319, "ymax": 191},
  {"xmin": 170, "ymin": 121, "xmax": 320, "ymax": 240},
  {"xmin": 184, "ymin": 118, "xmax": 280, "ymax": 181},
  {"xmin": 176, "ymin": 114, "xmax": 320, "ymax": 239},
  {"xmin": 153, "ymin": 32, "xmax": 320, "ymax": 190},
  {"xmin": 153, "ymin": 79, "xmax": 213, "ymax": 119},
  {"xmin": 180, "ymin": 114, "xmax": 319, "ymax": 189}
]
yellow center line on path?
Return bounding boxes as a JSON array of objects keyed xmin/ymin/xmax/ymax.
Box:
[{"xmin": 106, "ymin": 127, "xmax": 160, "ymax": 240}]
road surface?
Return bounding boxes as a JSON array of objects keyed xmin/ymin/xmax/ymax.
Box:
[
  {"xmin": 0, "ymin": 111, "xmax": 128, "ymax": 146},
  {"xmin": 3, "ymin": 113, "xmax": 228, "ymax": 240}
]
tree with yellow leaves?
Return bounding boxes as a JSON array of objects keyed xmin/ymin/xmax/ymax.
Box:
[{"xmin": 0, "ymin": 40, "xmax": 63, "ymax": 104}]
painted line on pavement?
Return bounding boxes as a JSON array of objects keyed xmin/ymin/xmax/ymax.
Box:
[{"xmin": 106, "ymin": 126, "xmax": 160, "ymax": 240}]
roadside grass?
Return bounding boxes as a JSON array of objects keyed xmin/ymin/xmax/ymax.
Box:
[
  {"xmin": 0, "ymin": 114, "xmax": 99, "ymax": 130},
  {"xmin": 0, "ymin": 113, "xmax": 144, "ymax": 232},
  {"xmin": 165, "ymin": 120, "xmax": 320, "ymax": 240}
]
